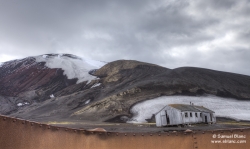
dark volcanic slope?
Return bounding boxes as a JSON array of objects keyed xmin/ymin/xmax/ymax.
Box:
[
  {"xmin": 0, "ymin": 57, "xmax": 77, "ymax": 98},
  {"xmin": 94, "ymin": 60, "xmax": 250, "ymax": 99},
  {"xmin": 68, "ymin": 60, "xmax": 250, "ymax": 121},
  {"xmin": 1, "ymin": 58, "xmax": 250, "ymax": 122},
  {"xmin": 0, "ymin": 54, "xmax": 99, "ymax": 115}
]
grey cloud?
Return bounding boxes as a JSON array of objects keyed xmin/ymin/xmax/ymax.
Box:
[{"xmin": 0, "ymin": 0, "xmax": 250, "ymax": 76}]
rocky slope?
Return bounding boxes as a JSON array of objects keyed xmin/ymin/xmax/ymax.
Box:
[{"xmin": 0, "ymin": 54, "xmax": 250, "ymax": 122}]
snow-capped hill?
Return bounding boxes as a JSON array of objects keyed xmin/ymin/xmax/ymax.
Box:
[
  {"xmin": 0, "ymin": 54, "xmax": 106, "ymax": 98},
  {"xmin": 35, "ymin": 54, "xmax": 106, "ymax": 83},
  {"xmin": 1, "ymin": 58, "xmax": 250, "ymax": 124}
]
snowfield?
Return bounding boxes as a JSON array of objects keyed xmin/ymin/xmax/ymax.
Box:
[
  {"xmin": 128, "ymin": 95, "xmax": 250, "ymax": 123},
  {"xmin": 36, "ymin": 54, "xmax": 106, "ymax": 83}
]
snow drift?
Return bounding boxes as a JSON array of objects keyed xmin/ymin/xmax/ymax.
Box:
[{"xmin": 129, "ymin": 95, "xmax": 250, "ymax": 123}]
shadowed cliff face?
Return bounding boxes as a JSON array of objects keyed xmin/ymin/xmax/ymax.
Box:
[{"xmin": 1, "ymin": 56, "xmax": 250, "ymax": 122}]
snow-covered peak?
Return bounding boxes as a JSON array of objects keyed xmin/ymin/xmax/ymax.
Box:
[{"xmin": 35, "ymin": 54, "xmax": 106, "ymax": 83}]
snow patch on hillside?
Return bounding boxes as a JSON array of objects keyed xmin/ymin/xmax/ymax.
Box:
[
  {"xmin": 17, "ymin": 102, "xmax": 29, "ymax": 107},
  {"xmin": 85, "ymin": 99, "xmax": 91, "ymax": 105},
  {"xmin": 91, "ymin": 83, "xmax": 101, "ymax": 88},
  {"xmin": 50, "ymin": 94, "xmax": 55, "ymax": 98},
  {"xmin": 36, "ymin": 54, "xmax": 106, "ymax": 83},
  {"xmin": 128, "ymin": 95, "xmax": 250, "ymax": 123}
]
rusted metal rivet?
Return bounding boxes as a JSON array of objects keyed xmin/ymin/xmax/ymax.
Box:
[
  {"xmin": 133, "ymin": 134, "xmax": 136, "ymax": 136},
  {"xmin": 150, "ymin": 134, "xmax": 153, "ymax": 136},
  {"xmin": 124, "ymin": 134, "xmax": 127, "ymax": 136},
  {"xmin": 141, "ymin": 134, "xmax": 144, "ymax": 136},
  {"xmin": 158, "ymin": 134, "xmax": 161, "ymax": 136},
  {"xmin": 202, "ymin": 132, "xmax": 205, "ymax": 134}
]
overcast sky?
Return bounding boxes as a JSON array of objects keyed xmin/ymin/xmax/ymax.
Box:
[{"xmin": 0, "ymin": 0, "xmax": 250, "ymax": 75}]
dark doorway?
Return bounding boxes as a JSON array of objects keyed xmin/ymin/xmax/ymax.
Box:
[
  {"xmin": 205, "ymin": 116, "xmax": 207, "ymax": 123},
  {"xmin": 165, "ymin": 111, "xmax": 170, "ymax": 125}
]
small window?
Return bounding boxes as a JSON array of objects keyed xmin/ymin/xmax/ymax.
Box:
[
  {"xmin": 190, "ymin": 113, "xmax": 192, "ymax": 117},
  {"xmin": 185, "ymin": 113, "xmax": 188, "ymax": 117},
  {"xmin": 195, "ymin": 113, "xmax": 198, "ymax": 117},
  {"xmin": 200, "ymin": 113, "xmax": 202, "ymax": 117}
]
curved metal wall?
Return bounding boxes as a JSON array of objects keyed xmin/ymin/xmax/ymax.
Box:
[{"xmin": 0, "ymin": 115, "xmax": 249, "ymax": 149}]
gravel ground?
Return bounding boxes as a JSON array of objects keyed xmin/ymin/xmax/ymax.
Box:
[{"xmin": 45, "ymin": 117, "xmax": 250, "ymax": 133}]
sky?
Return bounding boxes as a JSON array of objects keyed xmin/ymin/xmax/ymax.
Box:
[{"xmin": 0, "ymin": 0, "xmax": 250, "ymax": 75}]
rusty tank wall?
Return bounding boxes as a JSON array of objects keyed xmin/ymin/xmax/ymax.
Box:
[{"xmin": 0, "ymin": 115, "xmax": 249, "ymax": 149}]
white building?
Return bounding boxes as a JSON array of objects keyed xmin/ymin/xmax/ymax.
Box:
[{"xmin": 155, "ymin": 104, "xmax": 216, "ymax": 127}]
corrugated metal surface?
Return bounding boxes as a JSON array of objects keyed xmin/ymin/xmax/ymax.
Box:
[
  {"xmin": 155, "ymin": 105, "xmax": 183, "ymax": 126},
  {"xmin": 169, "ymin": 104, "xmax": 215, "ymax": 113}
]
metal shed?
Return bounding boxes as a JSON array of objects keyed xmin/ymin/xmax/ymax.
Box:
[{"xmin": 155, "ymin": 104, "xmax": 216, "ymax": 127}]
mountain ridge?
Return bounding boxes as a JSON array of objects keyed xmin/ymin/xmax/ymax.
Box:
[{"xmin": 0, "ymin": 54, "xmax": 250, "ymax": 122}]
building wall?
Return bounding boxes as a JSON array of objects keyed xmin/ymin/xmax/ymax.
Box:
[
  {"xmin": 155, "ymin": 106, "xmax": 182, "ymax": 127},
  {"xmin": 155, "ymin": 107, "xmax": 216, "ymax": 127},
  {"xmin": 202, "ymin": 112, "xmax": 216, "ymax": 123},
  {"xmin": 160, "ymin": 110, "xmax": 167, "ymax": 126},
  {"xmin": 182, "ymin": 111, "xmax": 203, "ymax": 124},
  {"xmin": 155, "ymin": 113, "xmax": 162, "ymax": 127},
  {"xmin": 167, "ymin": 107, "xmax": 182, "ymax": 125}
]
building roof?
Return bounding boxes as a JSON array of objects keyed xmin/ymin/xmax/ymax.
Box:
[
  {"xmin": 169, "ymin": 104, "xmax": 215, "ymax": 113},
  {"xmin": 155, "ymin": 104, "xmax": 215, "ymax": 115}
]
